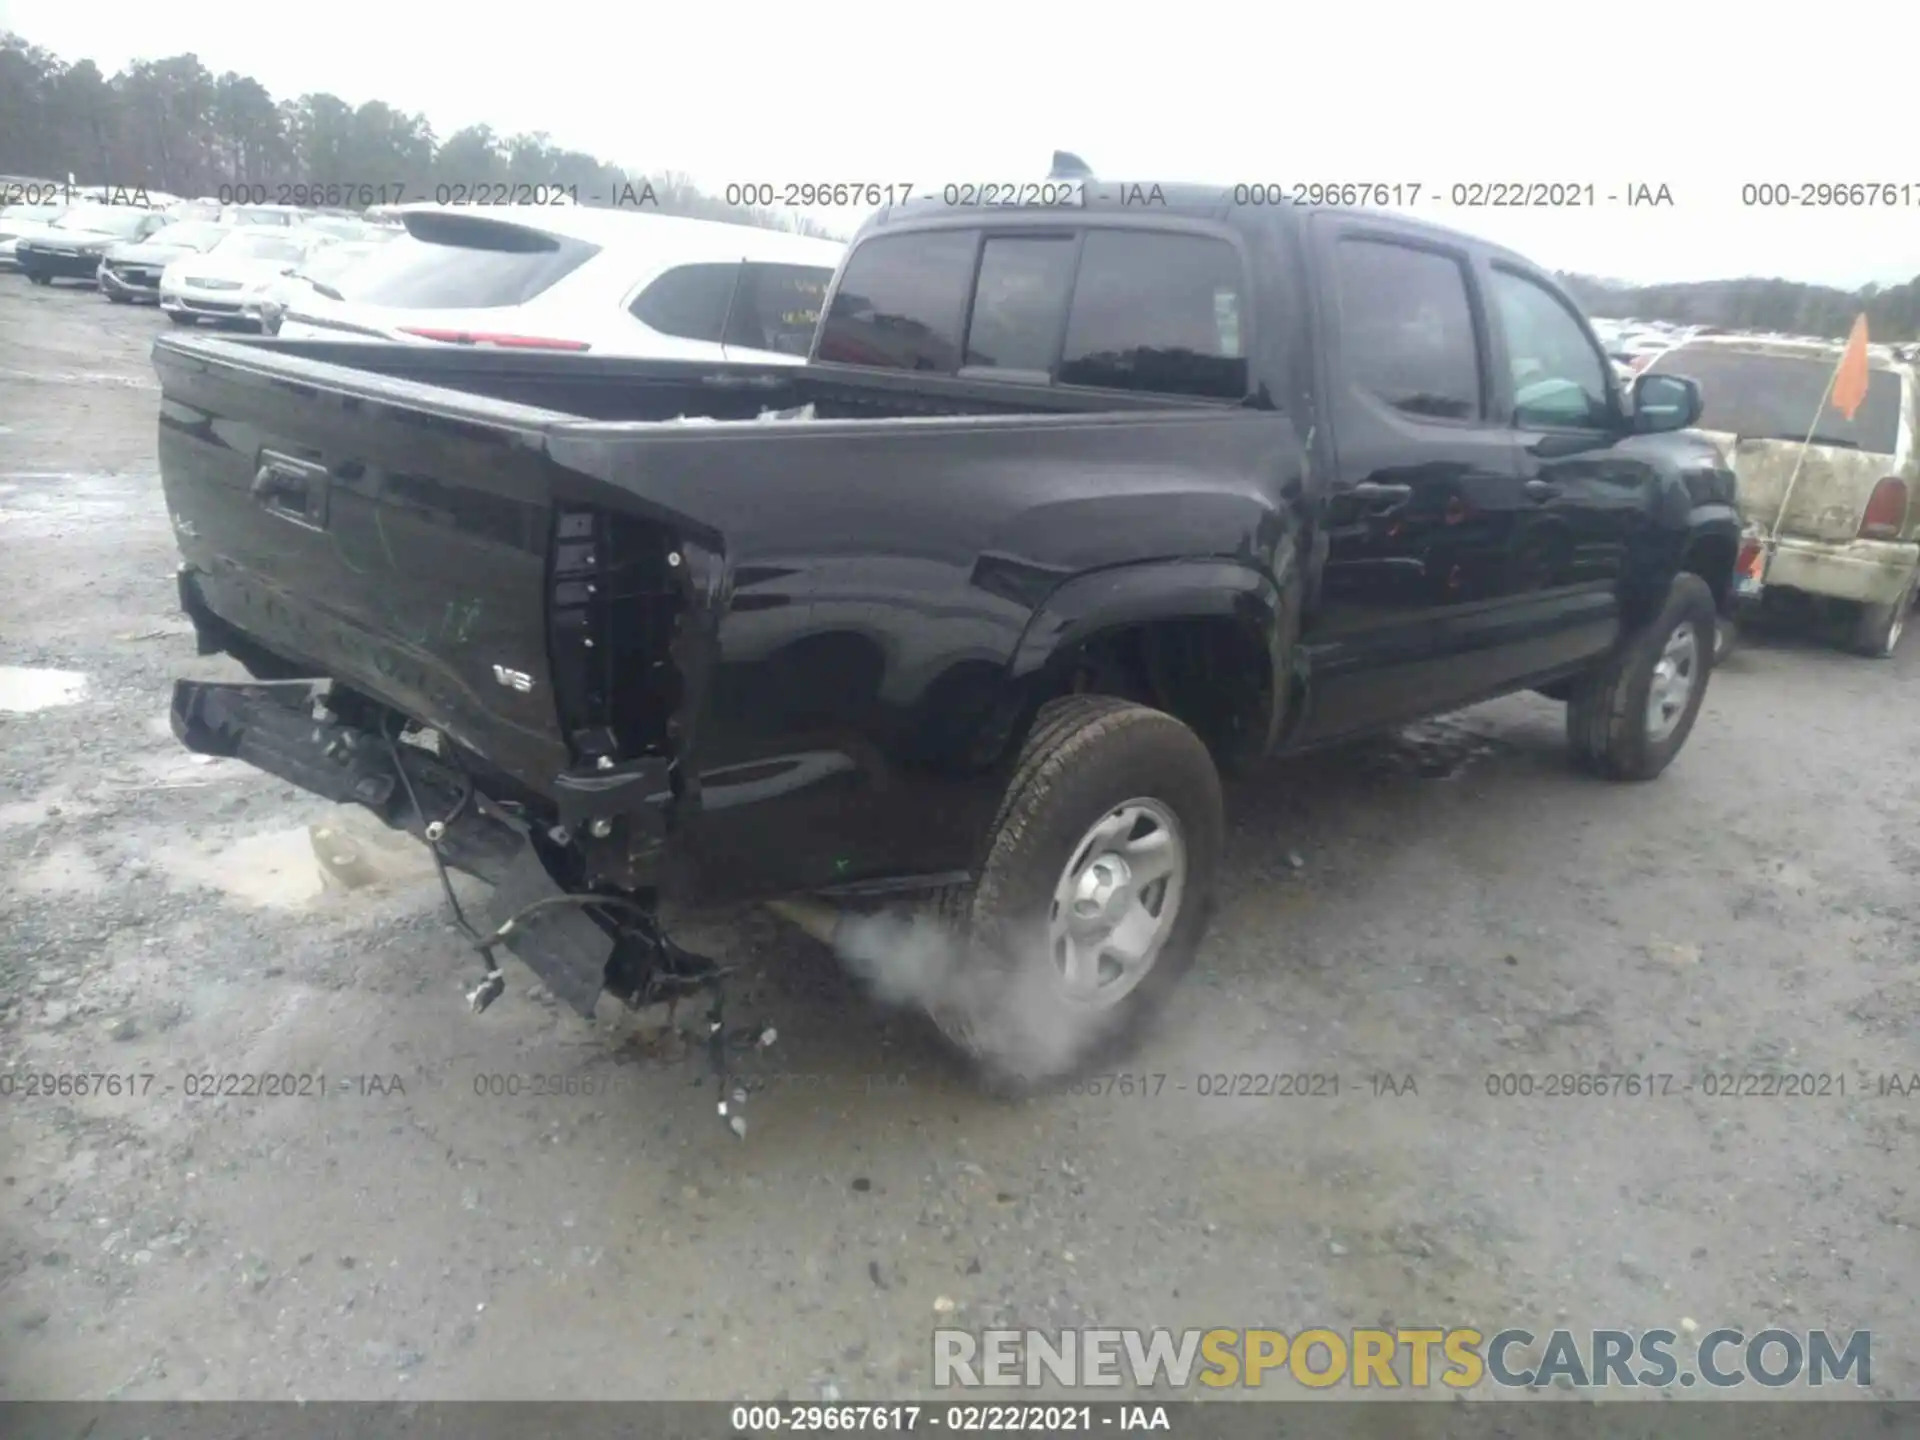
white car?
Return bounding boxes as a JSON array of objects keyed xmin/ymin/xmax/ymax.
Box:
[
  {"xmin": 99, "ymin": 220, "xmax": 232, "ymax": 303},
  {"xmin": 160, "ymin": 228, "xmax": 336, "ymax": 328},
  {"xmin": 0, "ymin": 201, "xmax": 68, "ymax": 270},
  {"xmin": 14, "ymin": 205, "xmax": 173, "ymax": 284},
  {"xmin": 273, "ymin": 203, "xmax": 845, "ymax": 362},
  {"xmin": 249, "ymin": 236, "xmax": 394, "ymax": 331},
  {"xmin": 166, "ymin": 198, "xmax": 227, "ymax": 224},
  {"xmin": 222, "ymin": 204, "xmax": 308, "ymax": 227}
]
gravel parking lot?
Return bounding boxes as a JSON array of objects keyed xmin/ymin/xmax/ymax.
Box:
[{"xmin": 2, "ymin": 278, "xmax": 1917, "ymax": 1403}]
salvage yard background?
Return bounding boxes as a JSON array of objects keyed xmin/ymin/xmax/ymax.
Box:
[{"xmin": 2, "ymin": 279, "xmax": 1918, "ymax": 1401}]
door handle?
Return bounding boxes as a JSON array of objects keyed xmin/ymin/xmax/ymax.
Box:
[
  {"xmin": 251, "ymin": 464, "xmax": 308, "ymax": 503},
  {"xmin": 1351, "ymin": 482, "xmax": 1413, "ymax": 503},
  {"xmin": 1524, "ymin": 480, "xmax": 1562, "ymax": 502}
]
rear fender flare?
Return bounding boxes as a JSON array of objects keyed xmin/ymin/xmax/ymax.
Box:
[{"xmin": 1007, "ymin": 558, "xmax": 1291, "ymax": 752}]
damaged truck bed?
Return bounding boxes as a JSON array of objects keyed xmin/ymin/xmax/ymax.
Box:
[
  {"xmin": 156, "ymin": 334, "xmax": 1234, "ymax": 1049},
  {"xmin": 155, "ymin": 182, "xmax": 1740, "ymax": 1091}
]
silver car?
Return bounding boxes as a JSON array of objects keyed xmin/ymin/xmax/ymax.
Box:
[
  {"xmin": 0, "ymin": 201, "xmax": 67, "ymax": 270},
  {"xmin": 99, "ymin": 220, "xmax": 231, "ymax": 304}
]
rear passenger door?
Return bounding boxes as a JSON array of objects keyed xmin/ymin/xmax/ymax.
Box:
[{"xmin": 1296, "ymin": 215, "xmax": 1534, "ymax": 740}]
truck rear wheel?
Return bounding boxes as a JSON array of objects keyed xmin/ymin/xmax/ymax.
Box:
[
  {"xmin": 1567, "ymin": 573, "xmax": 1716, "ymax": 781},
  {"xmin": 931, "ymin": 696, "xmax": 1223, "ymax": 1091}
]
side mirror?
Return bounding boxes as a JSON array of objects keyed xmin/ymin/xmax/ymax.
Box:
[{"xmin": 1632, "ymin": 372, "xmax": 1702, "ymax": 434}]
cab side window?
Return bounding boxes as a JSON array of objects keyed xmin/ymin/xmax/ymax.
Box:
[
  {"xmin": 964, "ymin": 235, "xmax": 1076, "ymax": 375},
  {"xmin": 1488, "ymin": 267, "xmax": 1613, "ymax": 430},
  {"xmin": 1332, "ymin": 238, "xmax": 1484, "ymax": 421},
  {"xmin": 816, "ymin": 230, "xmax": 975, "ymax": 371},
  {"xmin": 724, "ymin": 262, "xmax": 833, "ymax": 356}
]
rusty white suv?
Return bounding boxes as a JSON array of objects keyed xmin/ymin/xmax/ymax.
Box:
[{"xmin": 1644, "ymin": 334, "xmax": 1918, "ymax": 657}]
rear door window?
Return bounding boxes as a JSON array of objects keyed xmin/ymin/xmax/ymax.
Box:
[
  {"xmin": 724, "ymin": 262, "xmax": 834, "ymax": 356},
  {"xmin": 630, "ymin": 262, "xmax": 737, "ymax": 342},
  {"xmin": 816, "ymin": 230, "xmax": 975, "ymax": 370},
  {"xmin": 1332, "ymin": 238, "xmax": 1484, "ymax": 420},
  {"xmin": 964, "ymin": 235, "xmax": 1077, "ymax": 374},
  {"xmin": 341, "ymin": 213, "xmax": 600, "ymax": 309},
  {"xmin": 1058, "ymin": 231, "xmax": 1248, "ymax": 399}
]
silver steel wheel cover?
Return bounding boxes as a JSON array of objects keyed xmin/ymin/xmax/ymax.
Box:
[
  {"xmin": 1646, "ymin": 619, "xmax": 1699, "ymax": 743},
  {"xmin": 1047, "ymin": 798, "xmax": 1187, "ymax": 1009}
]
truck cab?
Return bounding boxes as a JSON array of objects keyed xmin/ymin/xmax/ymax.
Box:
[{"xmin": 810, "ymin": 181, "xmax": 1740, "ymax": 746}]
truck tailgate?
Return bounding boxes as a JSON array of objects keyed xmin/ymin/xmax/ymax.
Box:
[{"xmin": 156, "ymin": 334, "xmax": 578, "ymax": 790}]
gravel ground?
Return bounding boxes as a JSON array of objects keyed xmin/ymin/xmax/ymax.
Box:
[{"xmin": 1, "ymin": 279, "xmax": 1916, "ymax": 1403}]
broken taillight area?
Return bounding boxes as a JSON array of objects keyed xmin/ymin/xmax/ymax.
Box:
[
  {"xmin": 547, "ymin": 505, "xmax": 687, "ymax": 769},
  {"xmin": 1859, "ymin": 478, "xmax": 1909, "ymax": 540},
  {"xmin": 400, "ymin": 327, "xmax": 590, "ymax": 351},
  {"xmin": 1735, "ymin": 538, "xmax": 1765, "ymax": 579}
]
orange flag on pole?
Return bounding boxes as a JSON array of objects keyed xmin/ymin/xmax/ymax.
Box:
[{"xmin": 1831, "ymin": 314, "xmax": 1871, "ymax": 421}]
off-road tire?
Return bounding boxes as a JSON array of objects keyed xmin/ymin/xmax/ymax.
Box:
[
  {"xmin": 928, "ymin": 695, "xmax": 1224, "ymax": 1092},
  {"xmin": 26, "ymin": 272, "xmax": 50, "ymax": 286},
  {"xmin": 1847, "ymin": 572, "xmax": 1916, "ymax": 658},
  {"xmin": 167, "ymin": 312, "xmax": 195, "ymax": 325},
  {"xmin": 1567, "ymin": 573, "xmax": 1717, "ymax": 781},
  {"xmin": 104, "ymin": 289, "xmax": 128, "ymax": 304}
]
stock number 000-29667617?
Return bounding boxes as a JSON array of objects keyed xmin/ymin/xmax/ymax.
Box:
[
  {"xmin": 217, "ymin": 183, "xmax": 412, "ymax": 207},
  {"xmin": 1741, "ymin": 182, "xmax": 1919, "ymax": 207}
]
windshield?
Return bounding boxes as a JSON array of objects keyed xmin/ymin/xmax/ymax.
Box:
[
  {"xmin": 300, "ymin": 216, "xmax": 369, "ymax": 240},
  {"xmin": 52, "ymin": 207, "xmax": 151, "ymax": 238},
  {"xmin": 1648, "ymin": 345, "xmax": 1905, "ymax": 455},
  {"xmin": 337, "ymin": 215, "xmax": 598, "ymax": 309},
  {"xmin": 297, "ymin": 243, "xmax": 377, "ymax": 281},
  {"xmin": 146, "ymin": 222, "xmax": 228, "ymax": 251},
  {"xmin": 213, "ymin": 231, "xmax": 309, "ymax": 263}
]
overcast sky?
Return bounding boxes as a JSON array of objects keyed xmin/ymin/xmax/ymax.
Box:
[{"xmin": 5, "ymin": 0, "xmax": 1917, "ymax": 289}]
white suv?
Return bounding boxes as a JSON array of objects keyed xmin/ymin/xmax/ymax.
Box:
[
  {"xmin": 1651, "ymin": 335, "xmax": 1920, "ymax": 657},
  {"xmin": 272, "ymin": 204, "xmax": 844, "ymax": 363}
]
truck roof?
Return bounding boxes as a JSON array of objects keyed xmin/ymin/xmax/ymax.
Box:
[{"xmin": 860, "ymin": 180, "xmax": 1537, "ymax": 269}]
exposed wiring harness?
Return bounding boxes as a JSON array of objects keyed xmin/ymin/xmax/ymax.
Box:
[{"xmin": 382, "ymin": 720, "xmax": 751, "ymax": 1134}]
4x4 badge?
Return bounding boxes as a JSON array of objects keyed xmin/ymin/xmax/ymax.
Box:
[{"xmin": 491, "ymin": 665, "xmax": 534, "ymax": 693}]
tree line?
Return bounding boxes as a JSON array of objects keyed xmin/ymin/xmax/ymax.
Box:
[
  {"xmin": 0, "ymin": 32, "xmax": 838, "ymax": 238},
  {"xmin": 1561, "ymin": 272, "xmax": 1920, "ymax": 344},
  {"xmin": 5, "ymin": 31, "xmax": 1916, "ymax": 338}
]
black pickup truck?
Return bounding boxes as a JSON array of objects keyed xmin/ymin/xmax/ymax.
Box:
[{"xmin": 155, "ymin": 182, "xmax": 1739, "ymax": 1087}]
